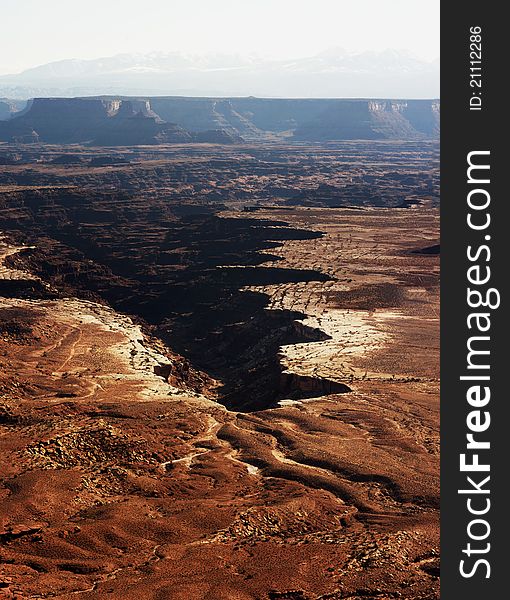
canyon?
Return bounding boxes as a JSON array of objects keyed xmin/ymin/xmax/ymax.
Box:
[
  {"xmin": 0, "ymin": 97, "xmax": 439, "ymax": 145},
  {"xmin": 0, "ymin": 137, "xmax": 439, "ymax": 599}
]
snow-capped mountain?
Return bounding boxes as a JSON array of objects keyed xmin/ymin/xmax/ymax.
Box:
[{"xmin": 0, "ymin": 49, "xmax": 439, "ymax": 99}]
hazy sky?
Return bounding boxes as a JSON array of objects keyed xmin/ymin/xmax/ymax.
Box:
[{"xmin": 0, "ymin": 0, "xmax": 439, "ymax": 75}]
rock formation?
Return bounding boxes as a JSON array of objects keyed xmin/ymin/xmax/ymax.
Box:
[
  {"xmin": 0, "ymin": 139, "xmax": 439, "ymax": 598},
  {"xmin": 0, "ymin": 98, "xmax": 26, "ymax": 121},
  {"xmin": 293, "ymin": 100, "xmax": 440, "ymax": 141},
  {"xmin": 0, "ymin": 96, "xmax": 440, "ymax": 145}
]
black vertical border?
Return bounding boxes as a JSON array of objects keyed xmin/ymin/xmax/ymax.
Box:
[{"xmin": 441, "ymin": 2, "xmax": 505, "ymax": 598}]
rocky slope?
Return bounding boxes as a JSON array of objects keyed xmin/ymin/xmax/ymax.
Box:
[
  {"xmin": 151, "ymin": 97, "xmax": 440, "ymax": 141},
  {"xmin": 0, "ymin": 204, "xmax": 439, "ymax": 598},
  {"xmin": 0, "ymin": 98, "xmax": 194, "ymax": 145},
  {"xmin": 292, "ymin": 100, "xmax": 440, "ymax": 141},
  {"xmin": 0, "ymin": 140, "xmax": 439, "ymax": 598},
  {"xmin": 0, "ymin": 97, "xmax": 440, "ymax": 144},
  {"xmin": 0, "ymin": 99, "xmax": 26, "ymax": 121}
]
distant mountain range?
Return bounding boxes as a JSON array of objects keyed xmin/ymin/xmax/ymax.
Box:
[{"xmin": 0, "ymin": 50, "xmax": 439, "ymax": 99}]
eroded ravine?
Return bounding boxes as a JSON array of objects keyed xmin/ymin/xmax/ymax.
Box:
[
  {"xmin": 0, "ymin": 200, "xmax": 439, "ymax": 598},
  {"xmin": 2, "ymin": 206, "xmax": 347, "ymax": 412}
]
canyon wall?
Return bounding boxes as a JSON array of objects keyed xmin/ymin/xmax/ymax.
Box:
[{"xmin": 0, "ymin": 96, "xmax": 440, "ymax": 144}]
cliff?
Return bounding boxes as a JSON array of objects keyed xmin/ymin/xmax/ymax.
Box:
[
  {"xmin": 150, "ymin": 97, "xmax": 439, "ymax": 140},
  {"xmin": 292, "ymin": 100, "xmax": 440, "ymax": 141},
  {"xmin": 0, "ymin": 96, "xmax": 440, "ymax": 145},
  {"xmin": 91, "ymin": 100, "xmax": 193, "ymax": 145},
  {"xmin": 0, "ymin": 98, "xmax": 26, "ymax": 121},
  {"xmin": 0, "ymin": 98, "xmax": 118, "ymax": 143}
]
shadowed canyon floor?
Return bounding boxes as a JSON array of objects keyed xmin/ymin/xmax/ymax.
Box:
[{"xmin": 0, "ymin": 142, "xmax": 439, "ymax": 599}]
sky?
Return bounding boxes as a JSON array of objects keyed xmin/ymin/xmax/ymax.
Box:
[{"xmin": 0, "ymin": 0, "xmax": 440, "ymax": 75}]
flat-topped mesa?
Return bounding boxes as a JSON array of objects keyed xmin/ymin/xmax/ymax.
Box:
[
  {"xmin": 293, "ymin": 99, "xmax": 440, "ymax": 141},
  {"xmin": 92, "ymin": 99, "xmax": 193, "ymax": 145},
  {"xmin": 0, "ymin": 96, "xmax": 440, "ymax": 144},
  {"xmin": 0, "ymin": 97, "xmax": 195, "ymax": 145},
  {"xmin": 149, "ymin": 97, "xmax": 440, "ymax": 141},
  {"xmin": 0, "ymin": 97, "xmax": 121, "ymax": 143},
  {"xmin": 375, "ymin": 99, "xmax": 440, "ymax": 136},
  {"xmin": 403, "ymin": 99, "xmax": 440, "ymax": 136},
  {"xmin": 114, "ymin": 99, "xmax": 163, "ymax": 122},
  {"xmin": 22, "ymin": 97, "xmax": 121, "ymax": 124}
]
